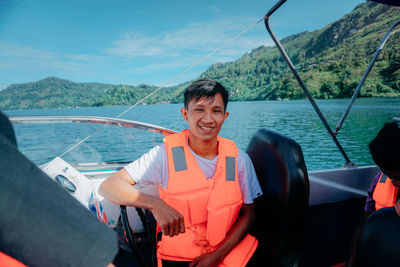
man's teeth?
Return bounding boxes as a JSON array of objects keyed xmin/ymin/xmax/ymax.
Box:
[{"xmin": 200, "ymin": 126, "xmax": 212, "ymax": 130}]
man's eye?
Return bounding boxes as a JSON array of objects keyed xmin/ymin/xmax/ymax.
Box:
[
  {"xmin": 213, "ymin": 110, "xmax": 221, "ymax": 113},
  {"xmin": 195, "ymin": 109, "xmax": 203, "ymax": 112}
]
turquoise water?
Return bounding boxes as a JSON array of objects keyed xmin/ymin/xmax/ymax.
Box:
[{"xmin": 5, "ymin": 97, "xmax": 400, "ymax": 171}]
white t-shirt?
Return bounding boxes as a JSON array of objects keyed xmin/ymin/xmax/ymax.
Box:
[{"xmin": 125, "ymin": 144, "xmax": 263, "ymax": 204}]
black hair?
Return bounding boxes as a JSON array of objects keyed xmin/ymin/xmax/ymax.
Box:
[
  {"xmin": 369, "ymin": 122, "xmax": 400, "ymax": 171},
  {"xmin": 183, "ymin": 79, "xmax": 229, "ymax": 111}
]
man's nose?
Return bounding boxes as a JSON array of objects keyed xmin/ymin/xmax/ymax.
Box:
[{"xmin": 202, "ymin": 111, "xmax": 213, "ymax": 122}]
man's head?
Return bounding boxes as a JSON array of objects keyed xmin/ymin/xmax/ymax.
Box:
[
  {"xmin": 369, "ymin": 122, "xmax": 400, "ymax": 186},
  {"xmin": 184, "ymin": 79, "xmax": 229, "ymax": 112},
  {"xmin": 181, "ymin": 79, "xmax": 229, "ymax": 143}
]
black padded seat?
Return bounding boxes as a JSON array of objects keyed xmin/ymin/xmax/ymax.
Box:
[
  {"xmin": 355, "ymin": 207, "xmax": 400, "ymax": 267},
  {"xmin": 0, "ymin": 110, "xmax": 117, "ymax": 266},
  {"xmin": 247, "ymin": 128, "xmax": 309, "ymax": 266}
]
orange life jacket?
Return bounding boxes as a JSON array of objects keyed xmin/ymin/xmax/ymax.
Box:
[
  {"xmin": 157, "ymin": 130, "xmax": 258, "ymax": 266},
  {"xmin": 373, "ymin": 172, "xmax": 398, "ymax": 210},
  {"xmin": 0, "ymin": 251, "xmax": 26, "ymax": 267}
]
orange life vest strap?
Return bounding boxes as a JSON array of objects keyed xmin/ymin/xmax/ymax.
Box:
[
  {"xmin": 157, "ymin": 234, "xmax": 258, "ymax": 267},
  {"xmin": 219, "ymin": 234, "xmax": 258, "ymax": 267}
]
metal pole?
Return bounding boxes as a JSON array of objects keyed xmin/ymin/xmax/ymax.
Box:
[
  {"xmin": 334, "ymin": 18, "xmax": 400, "ymax": 135},
  {"xmin": 264, "ymin": 0, "xmax": 353, "ymax": 166}
]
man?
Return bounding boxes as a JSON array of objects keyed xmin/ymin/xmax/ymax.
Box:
[
  {"xmin": 100, "ymin": 79, "xmax": 262, "ymax": 267},
  {"xmin": 348, "ymin": 121, "xmax": 400, "ymax": 267}
]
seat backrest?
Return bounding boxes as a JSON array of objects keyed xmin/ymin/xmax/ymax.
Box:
[
  {"xmin": 246, "ymin": 128, "xmax": 309, "ymax": 266},
  {"xmin": 355, "ymin": 207, "xmax": 400, "ymax": 267}
]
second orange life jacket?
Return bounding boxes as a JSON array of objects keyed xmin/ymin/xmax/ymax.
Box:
[{"xmin": 373, "ymin": 171, "xmax": 398, "ymax": 210}]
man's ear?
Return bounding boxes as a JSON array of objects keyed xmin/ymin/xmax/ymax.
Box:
[
  {"xmin": 224, "ymin": 111, "xmax": 229, "ymax": 119},
  {"xmin": 181, "ymin": 107, "xmax": 188, "ymax": 121}
]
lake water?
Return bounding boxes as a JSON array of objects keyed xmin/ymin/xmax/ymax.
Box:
[{"xmin": 5, "ymin": 97, "xmax": 400, "ymax": 171}]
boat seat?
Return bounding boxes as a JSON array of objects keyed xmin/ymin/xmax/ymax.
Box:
[
  {"xmin": 0, "ymin": 110, "xmax": 117, "ymax": 266},
  {"xmin": 355, "ymin": 207, "xmax": 400, "ymax": 267},
  {"xmin": 247, "ymin": 128, "xmax": 309, "ymax": 267}
]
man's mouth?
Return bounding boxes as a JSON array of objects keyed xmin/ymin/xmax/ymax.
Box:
[{"xmin": 199, "ymin": 126, "xmax": 213, "ymax": 131}]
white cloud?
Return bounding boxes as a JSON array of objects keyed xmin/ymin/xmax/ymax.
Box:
[
  {"xmin": 0, "ymin": 42, "xmax": 103, "ymax": 79},
  {"xmin": 0, "ymin": 42, "xmax": 105, "ymax": 64},
  {"xmin": 0, "ymin": 15, "xmax": 273, "ymax": 87},
  {"xmin": 105, "ymin": 36, "xmax": 166, "ymax": 58},
  {"xmin": 209, "ymin": 5, "xmax": 222, "ymax": 15},
  {"xmin": 0, "ymin": 43, "xmax": 58, "ymax": 59},
  {"xmin": 104, "ymin": 16, "xmax": 271, "ymax": 62},
  {"xmin": 64, "ymin": 53, "xmax": 103, "ymax": 62}
]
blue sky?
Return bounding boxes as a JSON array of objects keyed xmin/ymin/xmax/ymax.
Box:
[{"xmin": 0, "ymin": 0, "xmax": 366, "ymax": 89}]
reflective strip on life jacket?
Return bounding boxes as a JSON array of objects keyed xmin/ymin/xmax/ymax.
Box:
[
  {"xmin": 373, "ymin": 172, "xmax": 398, "ymax": 210},
  {"xmin": 171, "ymin": 146, "xmax": 187, "ymax": 171},
  {"xmin": 157, "ymin": 129, "xmax": 257, "ymax": 265}
]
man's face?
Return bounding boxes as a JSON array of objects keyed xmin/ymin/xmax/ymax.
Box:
[
  {"xmin": 382, "ymin": 169, "xmax": 400, "ymax": 187},
  {"xmin": 181, "ymin": 93, "xmax": 229, "ymax": 143}
]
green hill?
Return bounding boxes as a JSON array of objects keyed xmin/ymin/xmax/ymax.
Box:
[
  {"xmin": 1, "ymin": 1, "xmax": 399, "ymax": 110},
  {"xmin": 0, "ymin": 77, "xmax": 176, "ymax": 110},
  {"xmin": 201, "ymin": 1, "xmax": 400, "ymax": 100}
]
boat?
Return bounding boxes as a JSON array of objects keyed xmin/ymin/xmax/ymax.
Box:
[{"xmin": 1, "ymin": 0, "xmax": 400, "ymax": 266}]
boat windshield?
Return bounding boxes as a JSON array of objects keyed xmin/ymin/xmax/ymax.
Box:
[
  {"xmin": 9, "ymin": 116, "xmax": 175, "ymax": 167},
  {"xmin": 6, "ymin": 106, "xmax": 182, "ymax": 166}
]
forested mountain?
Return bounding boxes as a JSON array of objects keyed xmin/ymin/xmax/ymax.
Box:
[
  {"xmin": 0, "ymin": 77, "xmax": 177, "ymax": 110},
  {"xmin": 200, "ymin": 1, "xmax": 400, "ymax": 101},
  {"xmin": 1, "ymin": 1, "xmax": 399, "ymax": 110}
]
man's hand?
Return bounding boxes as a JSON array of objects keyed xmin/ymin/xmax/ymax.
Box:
[
  {"xmin": 151, "ymin": 198, "xmax": 185, "ymax": 237},
  {"xmin": 189, "ymin": 252, "xmax": 221, "ymax": 267},
  {"xmin": 99, "ymin": 169, "xmax": 185, "ymax": 237},
  {"xmin": 395, "ymin": 199, "xmax": 400, "ymax": 217}
]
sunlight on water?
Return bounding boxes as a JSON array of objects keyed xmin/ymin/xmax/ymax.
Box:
[{"xmin": 6, "ymin": 97, "xmax": 400, "ymax": 171}]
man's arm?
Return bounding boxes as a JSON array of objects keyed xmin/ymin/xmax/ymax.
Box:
[
  {"xmin": 189, "ymin": 203, "xmax": 255, "ymax": 267},
  {"xmin": 99, "ymin": 169, "xmax": 185, "ymax": 237}
]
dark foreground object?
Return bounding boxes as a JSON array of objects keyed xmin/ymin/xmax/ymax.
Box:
[
  {"xmin": 0, "ymin": 110, "xmax": 117, "ymax": 266},
  {"xmin": 355, "ymin": 207, "xmax": 400, "ymax": 267}
]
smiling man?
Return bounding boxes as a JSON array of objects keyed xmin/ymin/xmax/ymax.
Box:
[{"xmin": 100, "ymin": 79, "xmax": 262, "ymax": 267}]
